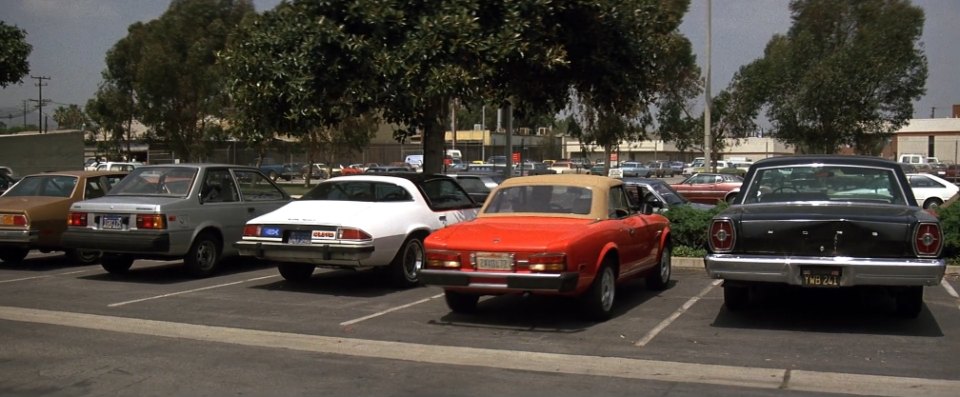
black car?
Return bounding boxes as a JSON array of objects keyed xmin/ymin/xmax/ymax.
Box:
[
  {"xmin": 446, "ymin": 173, "xmax": 505, "ymax": 203},
  {"xmin": 0, "ymin": 172, "xmax": 16, "ymax": 195},
  {"xmin": 621, "ymin": 177, "xmax": 714, "ymax": 212},
  {"xmin": 705, "ymin": 155, "xmax": 945, "ymax": 318}
]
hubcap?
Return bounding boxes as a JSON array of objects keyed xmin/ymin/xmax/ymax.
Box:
[
  {"xmin": 196, "ymin": 241, "xmax": 216, "ymax": 270},
  {"xmin": 404, "ymin": 241, "xmax": 423, "ymax": 281},
  {"xmin": 661, "ymin": 250, "xmax": 671, "ymax": 281},
  {"xmin": 600, "ymin": 268, "xmax": 615, "ymax": 311}
]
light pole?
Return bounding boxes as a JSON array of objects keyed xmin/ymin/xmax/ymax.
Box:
[{"xmin": 703, "ymin": 0, "xmax": 712, "ymax": 171}]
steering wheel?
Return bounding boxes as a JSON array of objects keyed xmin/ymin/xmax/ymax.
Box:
[{"xmin": 772, "ymin": 186, "xmax": 800, "ymax": 194}]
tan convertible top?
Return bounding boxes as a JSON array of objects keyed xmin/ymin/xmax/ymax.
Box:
[{"xmin": 481, "ymin": 174, "xmax": 624, "ymax": 219}]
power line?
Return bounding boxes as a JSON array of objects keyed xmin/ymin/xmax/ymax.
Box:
[{"xmin": 30, "ymin": 75, "xmax": 51, "ymax": 133}]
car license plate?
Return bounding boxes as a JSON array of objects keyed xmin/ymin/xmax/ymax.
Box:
[
  {"xmin": 801, "ymin": 267, "xmax": 841, "ymax": 287},
  {"xmin": 475, "ymin": 253, "xmax": 514, "ymax": 271},
  {"xmin": 101, "ymin": 215, "xmax": 124, "ymax": 230},
  {"xmin": 288, "ymin": 231, "xmax": 311, "ymax": 245}
]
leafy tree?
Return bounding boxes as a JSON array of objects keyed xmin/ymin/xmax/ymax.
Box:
[
  {"xmin": 52, "ymin": 104, "xmax": 87, "ymax": 130},
  {"xmin": 729, "ymin": 0, "xmax": 927, "ymax": 154},
  {"xmin": 0, "ymin": 21, "xmax": 31, "ymax": 88},
  {"xmin": 86, "ymin": 84, "xmax": 134, "ymax": 156}
]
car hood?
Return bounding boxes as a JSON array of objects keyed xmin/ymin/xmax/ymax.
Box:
[
  {"xmin": 427, "ymin": 216, "xmax": 595, "ymax": 251},
  {"xmin": 248, "ymin": 200, "xmax": 385, "ymax": 225}
]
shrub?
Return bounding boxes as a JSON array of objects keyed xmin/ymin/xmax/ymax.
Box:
[
  {"xmin": 664, "ymin": 203, "xmax": 728, "ymax": 253},
  {"xmin": 934, "ymin": 203, "xmax": 960, "ymax": 259}
]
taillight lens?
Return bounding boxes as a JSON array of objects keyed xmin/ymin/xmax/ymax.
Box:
[
  {"xmin": 243, "ymin": 225, "xmax": 260, "ymax": 237},
  {"xmin": 426, "ymin": 251, "xmax": 462, "ymax": 269},
  {"xmin": 709, "ymin": 219, "xmax": 736, "ymax": 253},
  {"xmin": 914, "ymin": 222, "xmax": 942, "ymax": 257},
  {"xmin": 136, "ymin": 214, "xmax": 166, "ymax": 230},
  {"xmin": 67, "ymin": 212, "xmax": 87, "ymax": 227},
  {"xmin": 337, "ymin": 227, "xmax": 371, "ymax": 241},
  {"xmin": 0, "ymin": 213, "xmax": 28, "ymax": 227},
  {"xmin": 527, "ymin": 253, "xmax": 566, "ymax": 272}
]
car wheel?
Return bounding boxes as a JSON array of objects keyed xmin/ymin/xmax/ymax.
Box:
[
  {"xmin": 268, "ymin": 171, "xmax": 279, "ymax": 181},
  {"xmin": 0, "ymin": 247, "xmax": 29, "ymax": 264},
  {"xmin": 581, "ymin": 263, "xmax": 616, "ymax": 321},
  {"xmin": 444, "ymin": 290, "xmax": 480, "ymax": 313},
  {"xmin": 278, "ymin": 263, "xmax": 315, "ymax": 282},
  {"xmin": 723, "ymin": 284, "xmax": 749, "ymax": 311},
  {"xmin": 66, "ymin": 248, "xmax": 101, "ymax": 265},
  {"xmin": 726, "ymin": 194, "xmax": 738, "ymax": 204},
  {"xmin": 894, "ymin": 286, "xmax": 923, "ymax": 318},
  {"xmin": 101, "ymin": 254, "xmax": 134, "ymax": 274},
  {"xmin": 301, "ymin": 173, "xmax": 309, "ymax": 181},
  {"xmin": 389, "ymin": 236, "xmax": 424, "ymax": 288},
  {"xmin": 184, "ymin": 232, "xmax": 222, "ymax": 278},
  {"xmin": 923, "ymin": 198, "xmax": 943, "ymax": 210},
  {"xmin": 646, "ymin": 245, "xmax": 671, "ymax": 290}
]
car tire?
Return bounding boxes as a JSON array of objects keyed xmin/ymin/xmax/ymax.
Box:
[
  {"xmin": 0, "ymin": 247, "xmax": 29, "ymax": 264},
  {"xmin": 389, "ymin": 236, "xmax": 424, "ymax": 288},
  {"xmin": 723, "ymin": 284, "xmax": 749, "ymax": 311},
  {"xmin": 444, "ymin": 290, "xmax": 480, "ymax": 313},
  {"xmin": 66, "ymin": 248, "xmax": 101, "ymax": 265},
  {"xmin": 645, "ymin": 245, "xmax": 672, "ymax": 290},
  {"xmin": 278, "ymin": 263, "xmax": 315, "ymax": 282},
  {"xmin": 581, "ymin": 263, "xmax": 616, "ymax": 321},
  {"xmin": 268, "ymin": 171, "xmax": 279, "ymax": 181},
  {"xmin": 726, "ymin": 194, "xmax": 738, "ymax": 204},
  {"xmin": 894, "ymin": 286, "xmax": 923, "ymax": 318},
  {"xmin": 184, "ymin": 232, "xmax": 222, "ymax": 278},
  {"xmin": 923, "ymin": 198, "xmax": 943, "ymax": 210},
  {"xmin": 101, "ymin": 254, "xmax": 134, "ymax": 274}
]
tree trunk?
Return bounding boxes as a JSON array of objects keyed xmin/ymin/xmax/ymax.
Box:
[{"xmin": 421, "ymin": 98, "xmax": 449, "ymax": 175}]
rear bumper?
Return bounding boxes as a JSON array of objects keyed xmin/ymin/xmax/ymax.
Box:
[
  {"xmin": 61, "ymin": 229, "xmax": 171, "ymax": 254},
  {"xmin": 420, "ymin": 269, "xmax": 580, "ymax": 293},
  {"xmin": 0, "ymin": 229, "xmax": 37, "ymax": 246},
  {"xmin": 234, "ymin": 240, "xmax": 375, "ymax": 266},
  {"xmin": 704, "ymin": 254, "xmax": 945, "ymax": 287}
]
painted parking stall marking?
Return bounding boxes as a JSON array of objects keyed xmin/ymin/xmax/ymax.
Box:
[
  {"xmin": 941, "ymin": 278, "xmax": 960, "ymax": 311},
  {"xmin": 0, "ymin": 305, "xmax": 957, "ymax": 397},
  {"xmin": 107, "ymin": 274, "xmax": 279, "ymax": 307},
  {"xmin": 0, "ymin": 269, "xmax": 88, "ymax": 284},
  {"xmin": 635, "ymin": 280, "xmax": 721, "ymax": 348},
  {"xmin": 339, "ymin": 293, "xmax": 445, "ymax": 327}
]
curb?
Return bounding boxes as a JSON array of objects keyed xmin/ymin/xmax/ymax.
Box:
[{"xmin": 672, "ymin": 257, "xmax": 960, "ymax": 275}]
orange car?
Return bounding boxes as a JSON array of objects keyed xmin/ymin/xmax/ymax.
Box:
[
  {"xmin": 671, "ymin": 173, "xmax": 743, "ymax": 204},
  {"xmin": 420, "ymin": 174, "xmax": 672, "ymax": 321},
  {"xmin": 0, "ymin": 170, "xmax": 127, "ymax": 264}
]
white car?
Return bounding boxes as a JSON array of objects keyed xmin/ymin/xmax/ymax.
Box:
[
  {"xmin": 906, "ymin": 173, "xmax": 959, "ymax": 209},
  {"xmin": 234, "ymin": 174, "xmax": 480, "ymax": 286}
]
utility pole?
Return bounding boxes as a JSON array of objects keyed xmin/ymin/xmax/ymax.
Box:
[
  {"xmin": 31, "ymin": 76, "xmax": 51, "ymax": 133},
  {"xmin": 931, "ymin": 107, "xmax": 936, "ymax": 118},
  {"xmin": 22, "ymin": 100, "xmax": 28, "ymax": 126},
  {"xmin": 703, "ymin": 0, "xmax": 712, "ymax": 171}
]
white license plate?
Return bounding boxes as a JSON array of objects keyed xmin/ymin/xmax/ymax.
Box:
[
  {"xmin": 475, "ymin": 254, "xmax": 514, "ymax": 271},
  {"xmin": 288, "ymin": 231, "xmax": 311, "ymax": 245},
  {"xmin": 102, "ymin": 216, "xmax": 123, "ymax": 230}
]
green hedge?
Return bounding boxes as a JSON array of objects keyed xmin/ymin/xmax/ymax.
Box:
[
  {"xmin": 663, "ymin": 203, "xmax": 728, "ymax": 256},
  {"xmin": 935, "ymin": 204, "xmax": 960, "ymax": 261}
]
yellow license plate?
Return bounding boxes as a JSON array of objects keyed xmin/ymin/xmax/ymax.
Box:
[{"xmin": 801, "ymin": 267, "xmax": 841, "ymax": 287}]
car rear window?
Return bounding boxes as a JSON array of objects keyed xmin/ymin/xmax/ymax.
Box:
[
  {"xmin": 485, "ymin": 185, "xmax": 593, "ymax": 215},
  {"xmin": 741, "ymin": 165, "xmax": 907, "ymax": 205},
  {"xmin": 3, "ymin": 175, "xmax": 78, "ymax": 198},
  {"xmin": 302, "ymin": 181, "xmax": 412, "ymax": 202},
  {"xmin": 108, "ymin": 167, "xmax": 198, "ymax": 197}
]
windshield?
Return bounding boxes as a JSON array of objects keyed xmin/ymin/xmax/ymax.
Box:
[
  {"xmin": 3, "ymin": 175, "xmax": 77, "ymax": 198},
  {"xmin": 741, "ymin": 165, "xmax": 907, "ymax": 205},
  {"xmin": 108, "ymin": 167, "xmax": 198, "ymax": 197},
  {"xmin": 484, "ymin": 185, "xmax": 593, "ymax": 215},
  {"xmin": 650, "ymin": 182, "xmax": 687, "ymax": 205},
  {"xmin": 301, "ymin": 180, "xmax": 412, "ymax": 202}
]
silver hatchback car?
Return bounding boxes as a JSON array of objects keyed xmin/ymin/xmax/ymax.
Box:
[{"xmin": 61, "ymin": 164, "xmax": 290, "ymax": 277}]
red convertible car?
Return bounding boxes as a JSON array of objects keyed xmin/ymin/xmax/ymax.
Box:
[
  {"xmin": 420, "ymin": 174, "xmax": 672, "ymax": 320},
  {"xmin": 671, "ymin": 173, "xmax": 743, "ymax": 204}
]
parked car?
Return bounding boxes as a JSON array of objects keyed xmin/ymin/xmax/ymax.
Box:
[
  {"xmin": 419, "ymin": 174, "xmax": 672, "ymax": 321},
  {"xmin": 365, "ymin": 166, "xmax": 414, "ymax": 174},
  {"xmin": 943, "ymin": 164, "xmax": 960, "ymax": 183},
  {"xmin": 446, "ymin": 173, "xmax": 505, "ymax": 203},
  {"xmin": 61, "ymin": 164, "xmax": 290, "ymax": 277},
  {"xmin": 618, "ymin": 162, "xmax": 652, "ymax": 178},
  {"xmin": 550, "ymin": 161, "xmax": 590, "ymax": 174},
  {"xmin": 300, "ymin": 163, "xmax": 333, "ymax": 180},
  {"xmin": 0, "ymin": 166, "xmax": 17, "ymax": 179},
  {"xmin": 669, "ymin": 161, "xmax": 685, "ymax": 174},
  {"xmin": 906, "ymin": 173, "xmax": 959, "ymax": 209},
  {"xmin": 621, "ymin": 178, "xmax": 715, "ymax": 212},
  {"xmin": 96, "ymin": 162, "xmax": 142, "ymax": 172},
  {"xmin": 706, "ymin": 155, "xmax": 945, "ymax": 318},
  {"xmin": 647, "ymin": 161, "xmax": 675, "ymax": 178},
  {"xmin": 0, "ymin": 170, "xmax": 127, "ymax": 264},
  {"xmin": 234, "ymin": 174, "xmax": 480, "ymax": 287},
  {"xmin": 0, "ymin": 172, "xmax": 17, "ymax": 195},
  {"xmin": 671, "ymin": 173, "xmax": 743, "ymax": 204},
  {"xmin": 260, "ymin": 163, "xmax": 301, "ymax": 181}
]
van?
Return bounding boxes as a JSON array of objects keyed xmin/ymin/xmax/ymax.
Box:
[
  {"xmin": 446, "ymin": 149, "xmax": 462, "ymax": 160},
  {"xmin": 404, "ymin": 154, "xmax": 424, "ymax": 170},
  {"xmin": 898, "ymin": 154, "xmax": 925, "ymax": 164}
]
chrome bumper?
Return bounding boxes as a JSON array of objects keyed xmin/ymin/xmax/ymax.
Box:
[
  {"xmin": 0, "ymin": 229, "xmax": 38, "ymax": 245},
  {"xmin": 420, "ymin": 269, "xmax": 580, "ymax": 292},
  {"xmin": 233, "ymin": 240, "xmax": 375, "ymax": 266},
  {"xmin": 705, "ymin": 254, "xmax": 945, "ymax": 287}
]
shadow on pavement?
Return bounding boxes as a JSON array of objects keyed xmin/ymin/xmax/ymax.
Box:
[
  {"xmin": 78, "ymin": 257, "xmax": 273, "ymax": 285},
  {"xmin": 250, "ymin": 268, "xmax": 406, "ymax": 298}
]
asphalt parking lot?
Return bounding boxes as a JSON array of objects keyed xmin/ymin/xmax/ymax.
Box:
[{"xmin": 1, "ymin": 252, "xmax": 958, "ymax": 396}]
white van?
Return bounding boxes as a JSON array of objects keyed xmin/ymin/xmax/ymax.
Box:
[
  {"xmin": 446, "ymin": 149, "xmax": 462, "ymax": 160},
  {"xmin": 899, "ymin": 154, "xmax": 925, "ymax": 164},
  {"xmin": 404, "ymin": 154, "xmax": 424, "ymax": 170}
]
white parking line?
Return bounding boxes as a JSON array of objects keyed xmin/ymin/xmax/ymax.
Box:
[
  {"xmin": 635, "ymin": 280, "xmax": 722, "ymax": 348},
  {"xmin": 941, "ymin": 279, "xmax": 960, "ymax": 311},
  {"xmin": 1, "ymin": 305, "xmax": 957, "ymax": 397},
  {"xmin": 340, "ymin": 293, "xmax": 444, "ymax": 327},
  {"xmin": 0, "ymin": 270, "xmax": 88, "ymax": 284},
  {"xmin": 107, "ymin": 275, "xmax": 278, "ymax": 307}
]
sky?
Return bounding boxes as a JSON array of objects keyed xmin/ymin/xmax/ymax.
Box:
[{"xmin": 1, "ymin": 0, "xmax": 958, "ymax": 129}]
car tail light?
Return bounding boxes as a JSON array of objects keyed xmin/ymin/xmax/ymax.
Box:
[
  {"xmin": 426, "ymin": 251, "xmax": 462, "ymax": 269},
  {"xmin": 67, "ymin": 212, "xmax": 87, "ymax": 227},
  {"xmin": 914, "ymin": 222, "xmax": 942, "ymax": 257},
  {"xmin": 527, "ymin": 253, "xmax": 566, "ymax": 272},
  {"xmin": 337, "ymin": 227, "xmax": 371, "ymax": 241},
  {"xmin": 709, "ymin": 219, "xmax": 736, "ymax": 253},
  {"xmin": 0, "ymin": 213, "xmax": 28, "ymax": 227},
  {"xmin": 136, "ymin": 214, "xmax": 166, "ymax": 230},
  {"xmin": 243, "ymin": 225, "xmax": 260, "ymax": 237}
]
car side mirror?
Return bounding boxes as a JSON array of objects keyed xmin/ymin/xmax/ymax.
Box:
[{"xmin": 641, "ymin": 197, "xmax": 663, "ymax": 215}]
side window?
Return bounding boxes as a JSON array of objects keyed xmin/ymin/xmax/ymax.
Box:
[
  {"xmin": 104, "ymin": 175, "xmax": 125, "ymax": 191},
  {"xmin": 375, "ymin": 183, "xmax": 412, "ymax": 202},
  {"xmin": 453, "ymin": 177, "xmax": 488, "ymax": 194},
  {"xmin": 84, "ymin": 177, "xmax": 107, "ymax": 199},
  {"xmin": 233, "ymin": 170, "xmax": 286, "ymax": 202},
  {"xmin": 422, "ymin": 178, "xmax": 474, "ymax": 210},
  {"xmin": 608, "ymin": 187, "xmax": 631, "ymax": 219},
  {"xmin": 200, "ymin": 169, "xmax": 238, "ymax": 203}
]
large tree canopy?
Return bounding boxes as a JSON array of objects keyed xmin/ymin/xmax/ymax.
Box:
[
  {"xmin": 730, "ymin": 0, "xmax": 927, "ymax": 154},
  {"xmin": 0, "ymin": 21, "xmax": 32, "ymax": 88}
]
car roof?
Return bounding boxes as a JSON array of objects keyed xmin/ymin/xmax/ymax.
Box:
[
  {"xmin": 752, "ymin": 155, "xmax": 897, "ymax": 168},
  {"xmin": 34, "ymin": 170, "xmax": 128, "ymax": 177},
  {"xmin": 497, "ymin": 174, "xmax": 622, "ymax": 190},
  {"xmin": 334, "ymin": 173, "xmax": 451, "ymax": 183}
]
